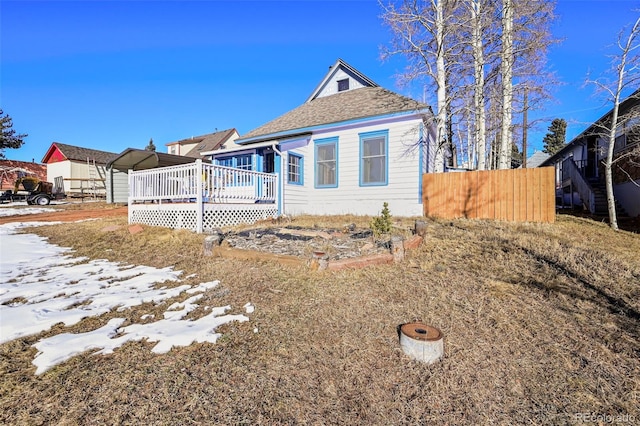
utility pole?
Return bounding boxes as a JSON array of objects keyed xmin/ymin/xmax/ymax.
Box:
[{"xmin": 522, "ymin": 87, "xmax": 528, "ymax": 168}]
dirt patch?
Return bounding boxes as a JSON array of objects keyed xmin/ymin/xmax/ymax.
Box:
[
  {"xmin": 220, "ymin": 226, "xmax": 393, "ymax": 259},
  {"xmin": 0, "ymin": 205, "xmax": 128, "ymax": 225}
]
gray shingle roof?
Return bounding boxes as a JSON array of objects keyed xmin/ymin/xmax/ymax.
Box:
[
  {"xmin": 526, "ymin": 151, "xmax": 550, "ymax": 168},
  {"xmin": 239, "ymin": 87, "xmax": 430, "ymax": 142},
  {"xmin": 51, "ymin": 143, "xmax": 118, "ymax": 165},
  {"xmin": 183, "ymin": 129, "xmax": 237, "ymax": 158}
]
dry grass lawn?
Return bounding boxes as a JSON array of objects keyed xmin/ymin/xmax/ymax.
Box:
[{"xmin": 1, "ymin": 203, "xmax": 639, "ymax": 425}]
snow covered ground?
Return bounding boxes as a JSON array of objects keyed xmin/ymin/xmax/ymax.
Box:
[
  {"xmin": 0, "ymin": 203, "xmax": 57, "ymax": 217},
  {"xmin": 0, "ymin": 208, "xmax": 253, "ymax": 375}
]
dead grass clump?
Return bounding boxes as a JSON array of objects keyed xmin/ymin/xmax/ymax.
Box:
[{"xmin": 1, "ymin": 213, "xmax": 639, "ymax": 424}]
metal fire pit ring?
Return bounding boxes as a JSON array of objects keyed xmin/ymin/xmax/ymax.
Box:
[{"xmin": 400, "ymin": 322, "xmax": 442, "ymax": 342}]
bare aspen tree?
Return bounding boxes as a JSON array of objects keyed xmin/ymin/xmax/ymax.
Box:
[
  {"xmin": 587, "ymin": 15, "xmax": 640, "ymax": 231},
  {"xmin": 469, "ymin": 0, "xmax": 487, "ymax": 169},
  {"xmin": 509, "ymin": 0, "xmax": 558, "ymax": 166},
  {"xmin": 381, "ymin": 0, "xmax": 556, "ymax": 171},
  {"xmin": 381, "ymin": 0, "xmax": 456, "ymax": 172},
  {"xmin": 498, "ymin": 0, "xmax": 514, "ymax": 169}
]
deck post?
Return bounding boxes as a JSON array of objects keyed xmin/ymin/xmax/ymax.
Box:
[
  {"xmin": 196, "ymin": 160, "xmax": 203, "ymax": 233},
  {"xmin": 127, "ymin": 169, "xmax": 133, "ymax": 225}
]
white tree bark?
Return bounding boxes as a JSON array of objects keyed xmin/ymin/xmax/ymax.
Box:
[
  {"xmin": 471, "ymin": 0, "xmax": 487, "ymax": 170},
  {"xmin": 499, "ymin": 0, "xmax": 514, "ymax": 169},
  {"xmin": 587, "ymin": 16, "xmax": 640, "ymax": 230},
  {"xmin": 604, "ymin": 17, "xmax": 640, "ymax": 230},
  {"xmin": 434, "ymin": 0, "xmax": 447, "ymax": 173}
]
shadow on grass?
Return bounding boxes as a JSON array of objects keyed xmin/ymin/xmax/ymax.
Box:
[
  {"xmin": 557, "ymin": 209, "xmax": 640, "ymax": 233},
  {"xmin": 513, "ymin": 244, "xmax": 640, "ymax": 344}
]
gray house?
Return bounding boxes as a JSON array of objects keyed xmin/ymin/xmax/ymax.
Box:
[{"xmin": 540, "ymin": 90, "xmax": 640, "ymax": 216}]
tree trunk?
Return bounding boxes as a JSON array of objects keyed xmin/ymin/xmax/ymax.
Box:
[
  {"xmin": 499, "ymin": 0, "xmax": 514, "ymax": 169},
  {"xmin": 434, "ymin": 0, "xmax": 447, "ymax": 173},
  {"xmin": 472, "ymin": 0, "xmax": 487, "ymax": 170},
  {"xmin": 605, "ymin": 59, "xmax": 626, "ymax": 232},
  {"xmin": 601, "ymin": 17, "xmax": 640, "ymax": 231}
]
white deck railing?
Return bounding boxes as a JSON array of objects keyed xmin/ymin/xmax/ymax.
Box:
[
  {"xmin": 128, "ymin": 160, "xmax": 277, "ymax": 204},
  {"xmin": 128, "ymin": 160, "xmax": 279, "ymax": 233}
]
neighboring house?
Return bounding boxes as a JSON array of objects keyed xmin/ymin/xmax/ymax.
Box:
[
  {"xmin": 165, "ymin": 129, "xmax": 239, "ymax": 157},
  {"xmin": 41, "ymin": 143, "xmax": 118, "ymax": 197},
  {"xmin": 105, "ymin": 149, "xmax": 207, "ymax": 203},
  {"xmin": 202, "ymin": 58, "xmax": 438, "ymax": 217},
  {"xmin": 0, "ymin": 160, "xmax": 47, "ymax": 190},
  {"xmin": 523, "ymin": 151, "xmax": 550, "ymax": 169},
  {"xmin": 540, "ymin": 90, "xmax": 640, "ymax": 216}
]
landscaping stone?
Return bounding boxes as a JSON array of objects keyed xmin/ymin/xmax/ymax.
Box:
[{"xmin": 128, "ymin": 224, "xmax": 144, "ymax": 235}]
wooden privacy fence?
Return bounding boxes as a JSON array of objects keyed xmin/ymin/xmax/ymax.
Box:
[{"xmin": 422, "ymin": 167, "xmax": 555, "ymax": 223}]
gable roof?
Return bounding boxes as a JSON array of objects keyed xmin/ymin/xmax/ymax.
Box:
[
  {"xmin": 42, "ymin": 142, "xmax": 118, "ymax": 165},
  {"xmin": 306, "ymin": 58, "xmax": 379, "ymax": 102},
  {"xmin": 182, "ymin": 129, "xmax": 238, "ymax": 158},
  {"xmin": 237, "ymin": 86, "xmax": 429, "ymax": 144}
]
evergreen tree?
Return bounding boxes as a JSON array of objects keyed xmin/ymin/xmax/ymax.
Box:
[
  {"xmin": 511, "ymin": 143, "xmax": 523, "ymax": 168},
  {"xmin": 145, "ymin": 138, "xmax": 156, "ymax": 152},
  {"xmin": 370, "ymin": 202, "xmax": 392, "ymax": 237},
  {"xmin": 542, "ymin": 118, "xmax": 567, "ymax": 155},
  {"xmin": 0, "ymin": 109, "xmax": 27, "ymax": 159}
]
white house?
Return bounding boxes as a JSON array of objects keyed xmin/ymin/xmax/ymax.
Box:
[
  {"xmin": 202, "ymin": 58, "xmax": 439, "ymax": 217},
  {"xmin": 125, "ymin": 59, "xmax": 439, "ymax": 232}
]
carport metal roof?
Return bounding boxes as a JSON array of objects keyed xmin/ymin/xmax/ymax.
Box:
[{"xmin": 107, "ymin": 148, "xmax": 209, "ymax": 171}]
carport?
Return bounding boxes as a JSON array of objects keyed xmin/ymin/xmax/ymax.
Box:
[{"xmin": 105, "ymin": 149, "xmax": 208, "ymax": 203}]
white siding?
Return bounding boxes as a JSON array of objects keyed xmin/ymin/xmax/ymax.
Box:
[
  {"xmin": 46, "ymin": 161, "xmax": 72, "ymax": 193},
  {"xmin": 282, "ymin": 117, "xmax": 425, "ymax": 217},
  {"xmin": 223, "ymin": 131, "xmax": 241, "ymax": 149},
  {"xmin": 167, "ymin": 142, "xmax": 198, "ymax": 156},
  {"xmin": 315, "ymin": 69, "xmax": 368, "ymax": 99},
  {"xmin": 283, "ymin": 146, "xmax": 310, "ymax": 213}
]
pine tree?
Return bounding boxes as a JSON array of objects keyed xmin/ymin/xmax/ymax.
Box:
[
  {"xmin": 0, "ymin": 109, "xmax": 27, "ymax": 159},
  {"xmin": 511, "ymin": 143, "xmax": 523, "ymax": 168},
  {"xmin": 145, "ymin": 138, "xmax": 156, "ymax": 152},
  {"xmin": 370, "ymin": 202, "xmax": 392, "ymax": 237},
  {"xmin": 542, "ymin": 118, "xmax": 567, "ymax": 155}
]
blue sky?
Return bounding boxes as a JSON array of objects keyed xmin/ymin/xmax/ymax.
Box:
[{"xmin": 1, "ymin": 0, "xmax": 639, "ymax": 163}]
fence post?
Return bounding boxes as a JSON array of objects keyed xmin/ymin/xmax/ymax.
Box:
[{"xmin": 196, "ymin": 160, "xmax": 203, "ymax": 233}]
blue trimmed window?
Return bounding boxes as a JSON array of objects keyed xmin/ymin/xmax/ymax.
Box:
[
  {"xmin": 237, "ymin": 154, "xmax": 253, "ymax": 170},
  {"xmin": 360, "ymin": 130, "xmax": 388, "ymax": 186},
  {"xmin": 287, "ymin": 153, "xmax": 303, "ymax": 185},
  {"xmin": 315, "ymin": 137, "xmax": 338, "ymax": 188},
  {"xmin": 217, "ymin": 157, "xmax": 233, "ymax": 167}
]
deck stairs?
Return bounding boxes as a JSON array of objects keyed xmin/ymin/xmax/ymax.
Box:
[
  {"xmin": 587, "ymin": 178, "xmax": 628, "ymax": 217},
  {"xmin": 561, "ymin": 158, "xmax": 628, "ymax": 217}
]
